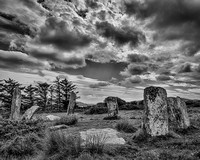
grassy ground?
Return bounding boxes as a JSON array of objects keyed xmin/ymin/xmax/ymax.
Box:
[{"xmin": 1, "ymin": 108, "xmax": 200, "ymax": 159}]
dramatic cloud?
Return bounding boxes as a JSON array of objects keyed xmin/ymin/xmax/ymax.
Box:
[
  {"xmin": 156, "ymin": 75, "xmax": 172, "ymax": 81},
  {"xmin": 125, "ymin": 0, "xmax": 200, "ymax": 55},
  {"xmin": 178, "ymin": 63, "xmax": 192, "ymax": 73},
  {"xmin": 127, "ymin": 54, "xmax": 149, "ymax": 63},
  {"xmin": 37, "ymin": 17, "xmax": 92, "ymax": 51},
  {"xmin": 0, "ymin": 50, "xmax": 46, "ymax": 70},
  {"xmin": 96, "ymin": 21, "xmax": 145, "ymax": 46},
  {"xmin": 121, "ymin": 63, "xmax": 148, "ymax": 76}
]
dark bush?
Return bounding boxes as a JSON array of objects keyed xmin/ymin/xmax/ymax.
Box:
[{"xmin": 84, "ymin": 103, "xmax": 108, "ymax": 115}]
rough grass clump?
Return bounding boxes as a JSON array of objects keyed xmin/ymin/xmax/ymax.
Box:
[
  {"xmin": 42, "ymin": 131, "xmax": 82, "ymax": 160},
  {"xmin": 0, "ymin": 133, "xmax": 42, "ymax": 159},
  {"xmin": 84, "ymin": 133, "xmax": 107, "ymax": 154},
  {"xmin": 115, "ymin": 121, "xmax": 137, "ymax": 133},
  {"xmin": 53, "ymin": 115, "xmax": 78, "ymax": 126}
]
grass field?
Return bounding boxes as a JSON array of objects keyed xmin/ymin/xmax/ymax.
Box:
[{"xmin": 1, "ymin": 108, "xmax": 200, "ymax": 160}]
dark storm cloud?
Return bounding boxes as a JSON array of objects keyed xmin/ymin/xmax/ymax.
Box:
[
  {"xmin": 178, "ymin": 63, "xmax": 192, "ymax": 73},
  {"xmin": 96, "ymin": 21, "xmax": 145, "ymax": 46},
  {"xmin": 125, "ymin": 0, "xmax": 200, "ymax": 55},
  {"xmin": 121, "ymin": 64, "xmax": 148, "ymax": 76},
  {"xmin": 197, "ymin": 64, "xmax": 200, "ymax": 73},
  {"xmin": 127, "ymin": 54, "xmax": 149, "ymax": 63},
  {"xmin": 156, "ymin": 75, "xmax": 171, "ymax": 81},
  {"xmin": 89, "ymin": 82, "xmax": 110, "ymax": 88},
  {"xmin": 0, "ymin": 50, "xmax": 45, "ymax": 70},
  {"xmin": 38, "ymin": 17, "xmax": 92, "ymax": 51},
  {"xmin": 0, "ymin": 12, "xmax": 36, "ymax": 37}
]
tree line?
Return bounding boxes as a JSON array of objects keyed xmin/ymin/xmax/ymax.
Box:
[{"xmin": 0, "ymin": 77, "xmax": 78, "ymax": 117}]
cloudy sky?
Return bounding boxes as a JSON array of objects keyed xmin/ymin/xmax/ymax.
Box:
[{"xmin": 0, "ymin": 0, "xmax": 200, "ymax": 103}]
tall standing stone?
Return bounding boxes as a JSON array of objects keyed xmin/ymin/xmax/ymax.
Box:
[
  {"xmin": 67, "ymin": 91, "xmax": 76, "ymax": 115},
  {"xmin": 168, "ymin": 97, "xmax": 190, "ymax": 130},
  {"xmin": 10, "ymin": 86, "xmax": 21, "ymax": 121},
  {"xmin": 21, "ymin": 105, "xmax": 39, "ymax": 120},
  {"xmin": 105, "ymin": 97, "xmax": 118, "ymax": 117},
  {"xmin": 142, "ymin": 86, "xmax": 169, "ymax": 136}
]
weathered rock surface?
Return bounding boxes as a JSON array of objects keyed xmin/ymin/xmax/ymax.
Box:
[
  {"xmin": 67, "ymin": 91, "xmax": 76, "ymax": 115},
  {"xmin": 49, "ymin": 125, "xmax": 69, "ymax": 131},
  {"xmin": 10, "ymin": 86, "xmax": 21, "ymax": 121},
  {"xmin": 142, "ymin": 86, "xmax": 169, "ymax": 136},
  {"xmin": 168, "ymin": 97, "xmax": 190, "ymax": 130},
  {"xmin": 46, "ymin": 115, "xmax": 61, "ymax": 121},
  {"xmin": 105, "ymin": 97, "xmax": 118, "ymax": 117},
  {"xmin": 21, "ymin": 106, "xmax": 39, "ymax": 120},
  {"xmin": 80, "ymin": 128, "xmax": 125, "ymax": 145}
]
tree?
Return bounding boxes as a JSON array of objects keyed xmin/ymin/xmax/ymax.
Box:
[
  {"xmin": 36, "ymin": 82, "xmax": 50, "ymax": 111},
  {"xmin": 60, "ymin": 78, "xmax": 78, "ymax": 110},
  {"xmin": 22, "ymin": 85, "xmax": 37, "ymax": 111}
]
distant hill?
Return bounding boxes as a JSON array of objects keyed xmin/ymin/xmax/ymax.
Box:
[{"xmin": 76, "ymin": 101, "xmax": 93, "ymax": 108}]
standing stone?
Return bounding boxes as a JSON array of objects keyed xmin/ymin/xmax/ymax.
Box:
[
  {"xmin": 142, "ymin": 86, "xmax": 169, "ymax": 136},
  {"xmin": 168, "ymin": 97, "xmax": 190, "ymax": 130},
  {"xmin": 67, "ymin": 91, "xmax": 76, "ymax": 115},
  {"xmin": 21, "ymin": 105, "xmax": 39, "ymax": 120},
  {"xmin": 10, "ymin": 86, "xmax": 21, "ymax": 121},
  {"xmin": 105, "ymin": 97, "xmax": 118, "ymax": 117}
]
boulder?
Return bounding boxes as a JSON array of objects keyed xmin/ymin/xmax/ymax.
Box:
[
  {"xmin": 67, "ymin": 91, "xmax": 76, "ymax": 115},
  {"xmin": 10, "ymin": 86, "xmax": 21, "ymax": 121},
  {"xmin": 46, "ymin": 115, "xmax": 61, "ymax": 121},
  {"xmin": 80, "ymin": 128, "xmax": 125, "ymax": 145},
  {"xmin": 142, "ymin": 86, "xmax": 169, "ymax": 136},
  {"xmin": 168, "ymin": 97, "xmax": 190, "ymax": 130},
  {"xmin": 21, "ymin": 105, "xmax": 39, "ymax": 120}
]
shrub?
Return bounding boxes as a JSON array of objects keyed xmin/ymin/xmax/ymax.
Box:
[
  {"xmin": 115, "ymin": 121, "xmax": 137, "ymax": 133},
  {"xmin": 53, "ymin": 115, "xmax": 78, "ymax": 126},
  {"xmin": 0, "ymin": 133, "xmax": 42, "ymax": 159},
  {"xmin": 42, "ymin": 131, "xmax": 82, "ymax": 160},
  {"xmin": 84, "ymin": 133, "xmax": 107, "ymax": 154}
]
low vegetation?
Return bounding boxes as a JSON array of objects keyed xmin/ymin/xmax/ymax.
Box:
[
  {"xmin": 53, "ymin": 115, "xmax": 78, "ymax": 126},
  {"xmin": 115, "ymin": 120, "xmax": 137, "ymax": 133}
]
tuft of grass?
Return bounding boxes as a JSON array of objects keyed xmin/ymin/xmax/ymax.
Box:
[
  {"xmin": 76, "ymin": 153, "xmax": 94, "ymax": 160},
  {"xmin": 84, "ymin": 133, "xmax": 107, "ymax": 154},
  {"xmin": 42, "ymin": 131, "xmax": 82, "ymax": 160},
  {"xmin": 115, "ymin": 120, "xmax": 137, "ymax": 133},
  {"xmin": 0, "ymin": 133, "xmax": 42, "ymax": 159},
  {"xmin": 53, "ymin": 115, "xmax": 78, "ymax": 126}
]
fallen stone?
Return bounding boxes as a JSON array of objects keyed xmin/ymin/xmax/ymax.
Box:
[
  {"xmin": 46, "ymin": 115, "xmax": 61, "ymax": 121},
  {"xmin": 80, "ymin": 128, "xmax": 125, "ymax": 145},
  {"xmin": 10, "ymin": 86, "xmax": 21, "ymax": 121},
  {"xmin": 21, "ymin": 106, "xmax": 39, "ymax": 120},
  {"xmin": 49, "ymin": 125, "xmax": 69, "ymax": 131}
]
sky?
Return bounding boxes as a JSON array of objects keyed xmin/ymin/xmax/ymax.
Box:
[{"xmin": 0, "ymin": 0, "xmax": 200, "ymax": 103}]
